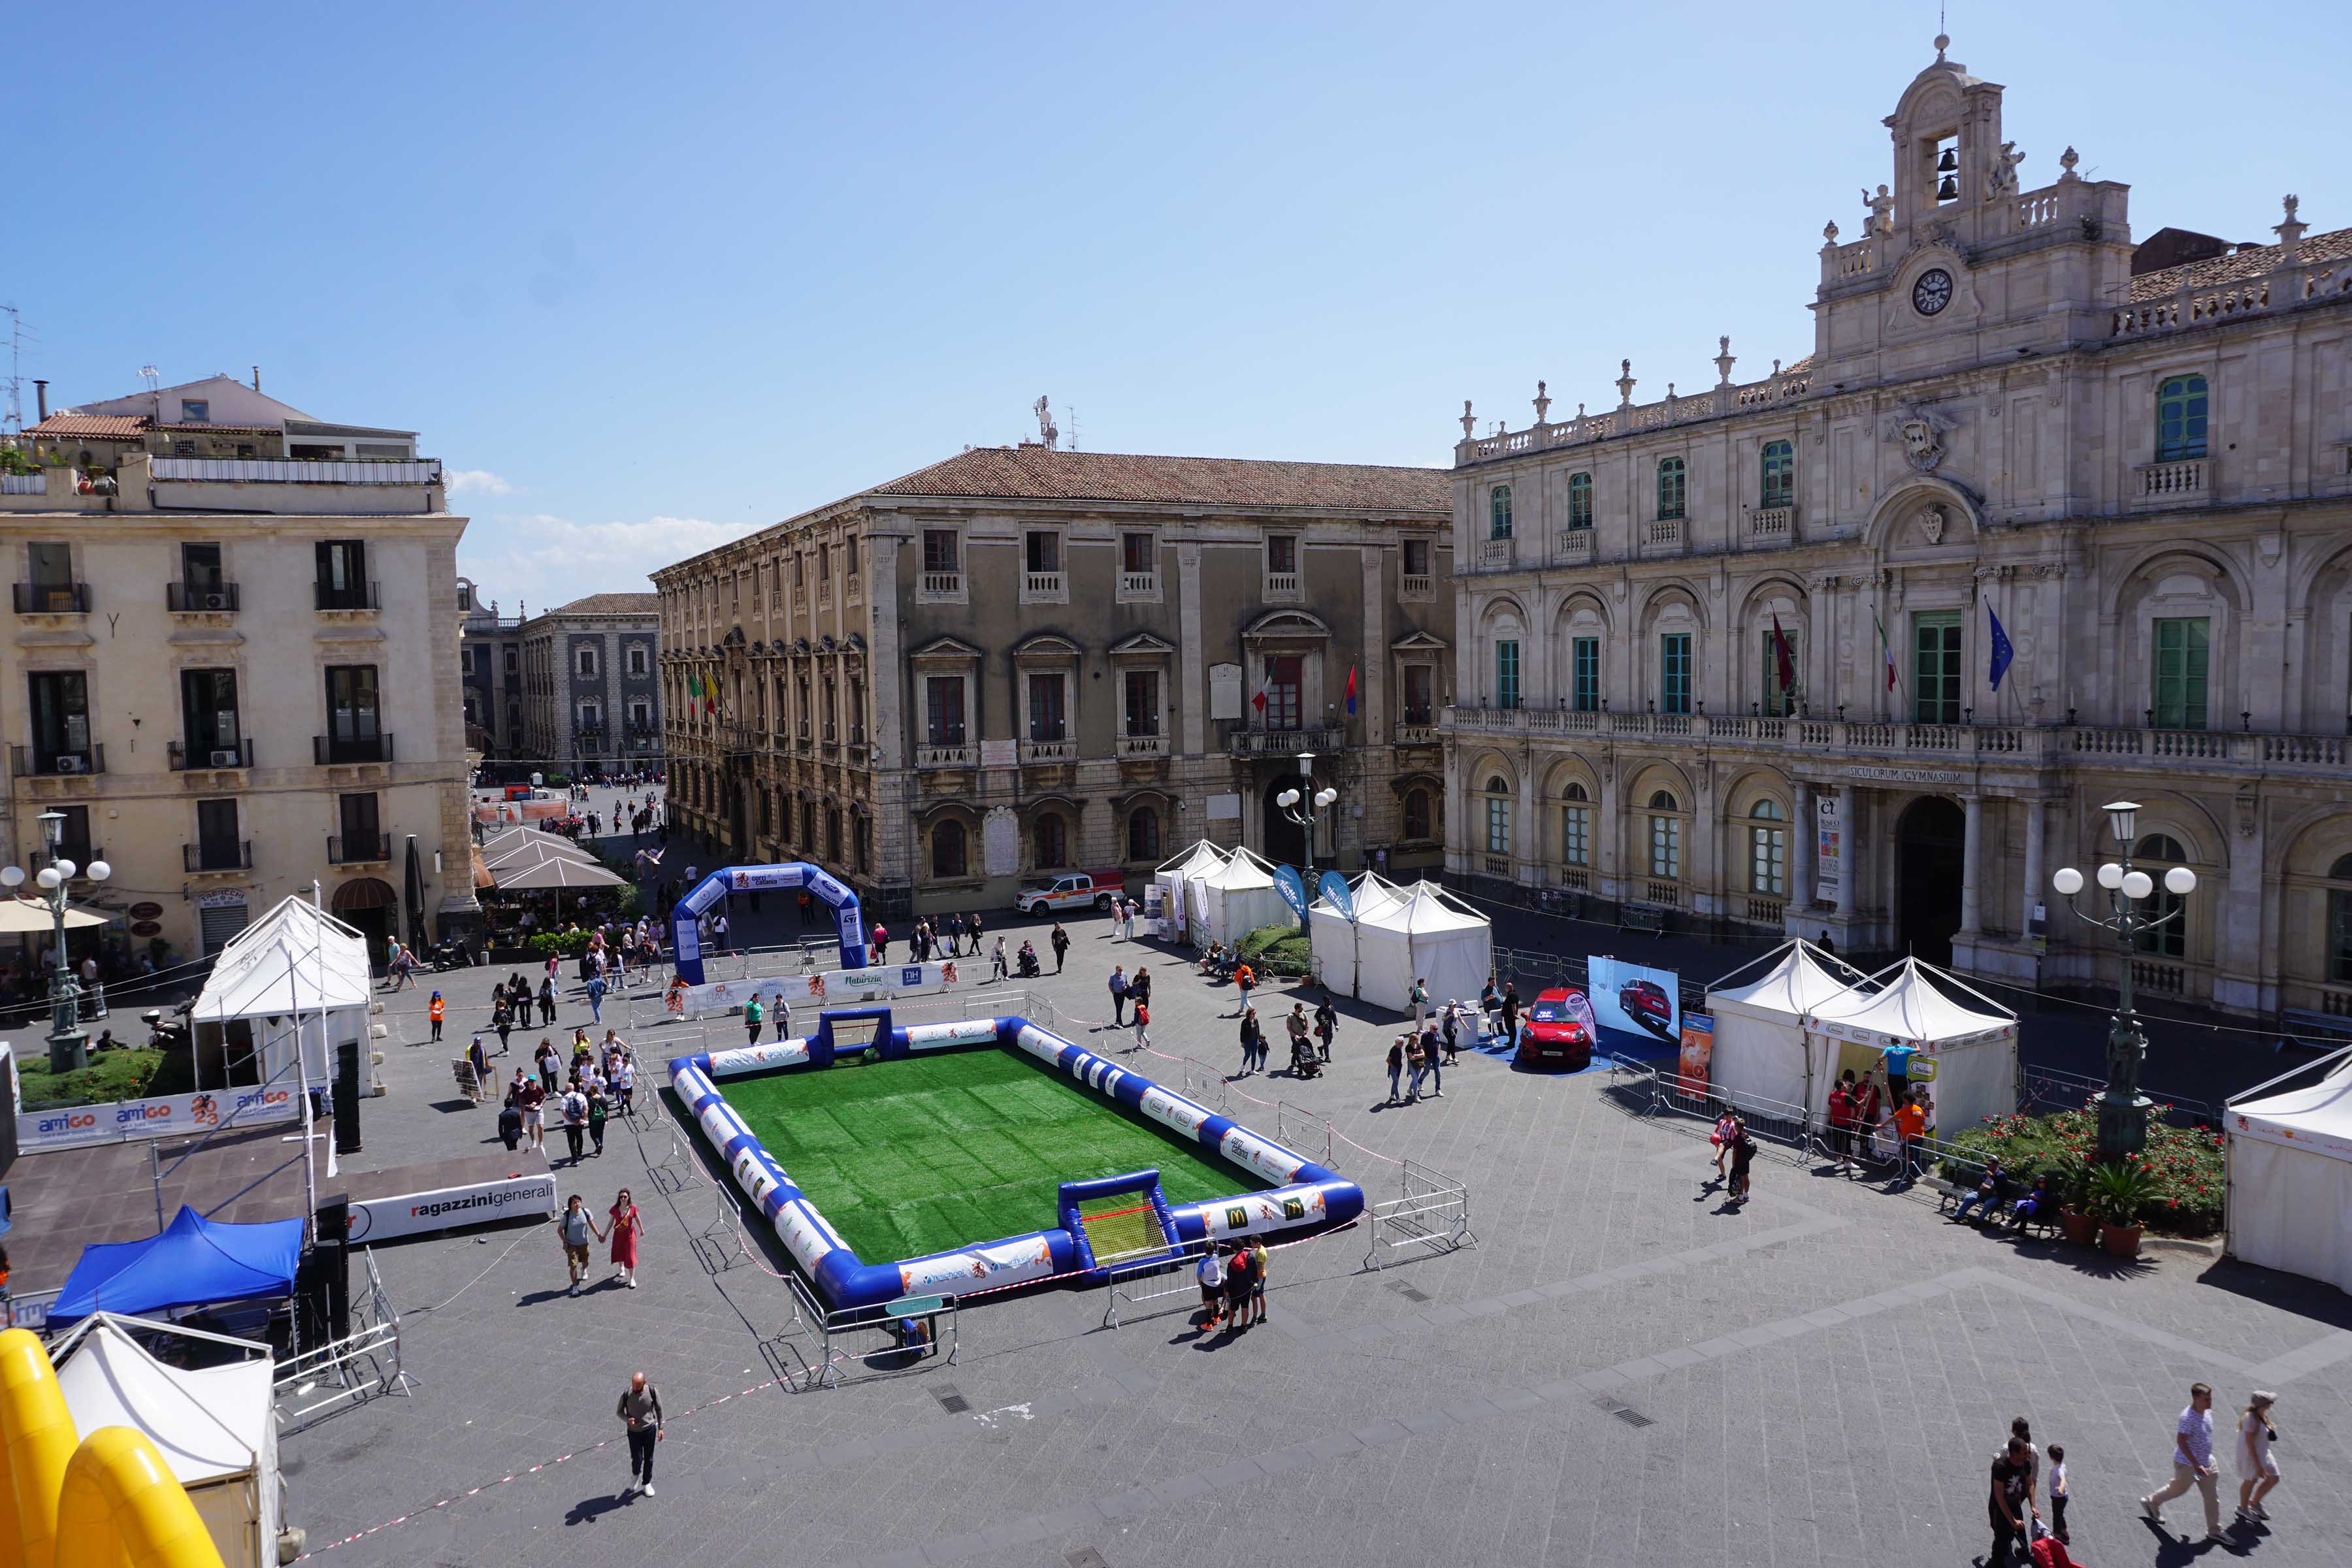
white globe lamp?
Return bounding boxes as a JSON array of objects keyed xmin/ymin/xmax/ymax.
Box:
[
  {"xmin": 2164, "ymin": 866, "xmax": 2197, "ymax": 896},
  {"xmin": 2095, "ymin": 862, "xmax": 2124, "ymax": 890},
  {"xmin": 2121, "ymin": 870, "xmax": 2154, "ymax": 900},
  {"xmin": 2050, "ymin": 867, "xmax": 2083, "ymax": 896},
  {"xmin": 35, "ymin": 867, "xmax": 60, "ymax": 890},
  {"xmin": 87, "ymin": 860, "xmax": 110, "ymax": 883}
]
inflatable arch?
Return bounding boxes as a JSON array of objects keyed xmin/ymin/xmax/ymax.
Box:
[
  {"xmin": 671, "ymin": 862, "xmax": 866, "ymax": 984},
  {"xmin": 1, "ymin": 1328, "xmax": 225, "ymax": 1568}
]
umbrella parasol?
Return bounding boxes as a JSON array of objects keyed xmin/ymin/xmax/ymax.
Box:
[{"xmin": 0, "ymin": 896, "xmax": 109, "ymax": 934}]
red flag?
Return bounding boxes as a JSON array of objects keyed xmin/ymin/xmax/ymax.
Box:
[
  {"xmin": 1345, "ymin": 665, "xmax": 1358, "ymax": 716},
  {"xmin": 1251, "ymin": 688, "xmax": 1267, "ymax": 714},
  {"xmin": 1771, "ymin": 614, "xmax": 1797, "ymax": 695}
]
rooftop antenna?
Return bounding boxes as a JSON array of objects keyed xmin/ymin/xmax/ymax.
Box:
[
  {"xmin": 1032, "ymin": 395, "xmax": 1058, "ymax": 450},
  {"xmin": 1064, "ymin": 403, "xmax": 1080, "ymax": 452},
  {"xmin": 140, "ymin": 363, "xmax": 161, "ymax": 423},
  {"xmin": 0, "ymin": 305, "xmax": 23, "ymax": 433}
]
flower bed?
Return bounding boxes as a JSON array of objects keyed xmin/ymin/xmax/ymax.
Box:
[{"xmin": 1940, "ymin": 1103, "xmax": 2225, "ymax": 1235}]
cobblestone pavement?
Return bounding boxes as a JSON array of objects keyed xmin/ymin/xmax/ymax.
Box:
[{"xmin": 66, "ymin": 901, "xmax": 2352, "ymax": 1567}]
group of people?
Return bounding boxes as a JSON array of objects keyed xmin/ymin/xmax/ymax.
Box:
[
  {"xmin": 1232, "ymin": 989, "xmax": 1335, "ymax": 1078},
  {"xmin": 1824, "ymin": 1062, "xmax": 1935, "ymax": 1183},
  {"xmin": 1382, "ymin": 1022, "xmax": 1452, "ymax": 1103},
  {"xmin": 484, "ymin": 1028, "xmax": 638, "ymax": 1166},
  {"xmin": 556, "ymin": 1188, "xmax": 645, "ymax": 1298},
  {"xmin": 879, "ymin": 911, "xmax": 991, "ymax": 960},
  {"xmin": 1194, "ymin": 1235, "xmax": 1271, "ymax": 1331}
]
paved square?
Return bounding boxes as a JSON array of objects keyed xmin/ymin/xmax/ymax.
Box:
[{"xmin": 57, "ymin": 906, "xmax": 2352, "ymax": 1567}]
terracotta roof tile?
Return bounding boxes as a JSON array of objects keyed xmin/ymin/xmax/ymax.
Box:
[
  {"xmin": 867, "ymin": 446, "xmax": 1448, "ymax": 513},
  {"xmin": 2129, "ymin": 225, "xmax": 2352, "ymax": 301},
  {"xmin": 26, "ymin": 414, "xmax": 152, "ymax": 440},
  {"xmin": 548, "ymin": 592, "xmax": 661, "ymax": 617}
]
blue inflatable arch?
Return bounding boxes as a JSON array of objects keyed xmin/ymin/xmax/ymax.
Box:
[{"xmin": 671, "ymin": 862, "xmax": 865, "ymax": 983}]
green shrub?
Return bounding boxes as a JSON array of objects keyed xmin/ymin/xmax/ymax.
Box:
[
  {"xmin": 526, "ymin": 929, "xmax": 596, "ymax": 958},
  {"xmin": 1235, "ymin": 922, "xmax": 1309, "ymax": 977},
  {"xmin": 544, "ymin": 774, "xmax": 570, "ymax": 788},
  {"xmin": 1940, "ymin": 1103, "xmax": 2225, "ymax": 1234}
]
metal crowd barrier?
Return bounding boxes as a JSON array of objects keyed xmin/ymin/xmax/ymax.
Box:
[
  {"xmin": 767, "ymin": 1266, "xmax": 958, "ymax": 1390},
  {"xmin": 272, "ymin": 1249, "xmax": 415, "ymax": 1432},
  {"xmin": 1362, "ymin": 1157, "xmax": 1475, "ymax": 1271},
  {"xmin": 1100, "ymin": 1237, "xmax": 1214, "ymax": 1329},
  {"xmin": 1603, "ymin": 1053, "xmax": 1993, "ymax": 1184}
]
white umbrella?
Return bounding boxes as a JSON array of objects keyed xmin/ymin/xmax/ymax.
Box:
[{"xmin": 0, "ymin": 896, "xmax": 108, "ymax": 934}]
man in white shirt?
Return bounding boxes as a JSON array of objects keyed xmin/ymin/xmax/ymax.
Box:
[{"xmin": 2142, "ymin": 1381, "xmax": 2224, "ymax": 1541}]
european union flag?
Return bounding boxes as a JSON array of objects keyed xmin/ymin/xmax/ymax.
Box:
[{"xmin": 1987, "ymin": 605, "xmax": 2015, "ymax": 692}]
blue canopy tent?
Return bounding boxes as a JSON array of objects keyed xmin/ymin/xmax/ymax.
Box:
[{"xmin": 50, "ymin": 1204, "xmax": 304, "ymax": 1326}]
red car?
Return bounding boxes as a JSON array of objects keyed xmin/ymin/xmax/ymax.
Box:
[
  {"xmin": 1517, "ymin": 987, "xmax": 1595, "ymax": 1070},
  {"xmin": 1617, "ymin": 977, "xmax": 1676, "ymax": 1037}
]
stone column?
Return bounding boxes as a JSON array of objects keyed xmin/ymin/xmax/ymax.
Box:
[
  {"xmin": 1178, "ymin": 543, "xmax": 1205, "ymax": 758},
  {"xmin": 2020, "ymin": 796, "xmax": 2046, "ymax": 938},
  {"xmin": 1791, "ymin": 778, "xmax": 1816, "ymax": 926},
  {"xmin": 1959, "ymin": 794, "xmax": 1984, "ymax": 935},
  {"xmin": 1833, "ymin": 788, "xmax": 1857, "ymax": 921}
]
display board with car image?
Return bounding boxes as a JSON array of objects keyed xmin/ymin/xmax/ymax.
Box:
[
  {"xmin": 1514, "ymin": 988, "xmax": 1599, "ymax": 1072},
  {"xmin": 1586, "ymin": 957, "xmax": 1682, "ymax": 1060}
]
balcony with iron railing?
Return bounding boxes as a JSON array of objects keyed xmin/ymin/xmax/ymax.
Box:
[
  {"xmin": 10, "ymin": 743, "xmax": 103, "ymax": 777},
  {"xmin": 1228, "ymin": 723, "xmax": 1347, "ymax": 759},
  {"xmin": 31, "ymin": 845, "xmax": 101, "ymax": 877},
  {"xmin": 327, "ymin": 832, "xmax": 391, "ymax": 865},
  {"xmin": 169, "ymin": 738, "xmax": 254, "ymax": 770},
  {"xmin": 1119, "ymin": 732, "xmax": 1167, "ymax": 757},
  {"xmin": 166, "ymin": 580, "xmax": 241, "ymax": 613},
  {"xmin": 12, "ymin": 581, "xmax": 90, "ymax": 613},
  {"xmin": 314, "ymin": 732, "xmax": 394, "ymax": 765},
  {"xmin": 184, "ymin": 840, "xmax": 253, "ymax": 874}
]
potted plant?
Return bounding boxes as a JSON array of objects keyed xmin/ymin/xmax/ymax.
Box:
[
  {"xmin": 2056, "ymin": 1164, "xmax": 2099, "ymax": 1245},
  {"xmin": 2085, "ymin": 1160, "xmax": 2157, "ymax": 1257}
]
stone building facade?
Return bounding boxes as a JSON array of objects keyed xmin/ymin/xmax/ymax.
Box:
[
  {"xmin": 517, "ymin": 593, "xmax": 662, "ymax": 775},
  {"xmin": 1444, "ymin": 37, "xmax": 2352, "ymax": 1021},
  {"xmin": 456, "ymin": 580, "xmax": 525, "ymax": 760},
  {"xmin": 653, "ymin": 446, "xmax": 1451, "ymax": 917},
  {"xmin": 3, "ymin": 373, "xmax": 478, "ymax": 959}
]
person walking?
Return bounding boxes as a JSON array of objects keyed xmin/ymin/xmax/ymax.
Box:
[
  {"xmin": 968, "ymin": 911, "xmax": 984, "ymax": 955},
  {"xmin": 1409, "ymin": 977, "xmax": 1428, "ymax": 1036},
  {"xmin": 871, "ymin": 921, "xmax": 889, "ymax": 964},
  {"xmin": 770, "ymin": 992, "xmax": 791, "ymax": 1042},
  {"xmin": 947, "ymin": 911, "xmax": 965, "ymax": 956},
  {"xmin": 429, "ymin": 990, "xmax": 446, "ymax": 1043},
  {"xmin": 1107, "ymin": 965, "xmax": 1130, "ymax": 1026},
  {"xmin": 1404, "ymin": 1032, "xmax": 1427, "ymax": 1102},
  {"xmin": 616, "ymin": 1371, "xmax": 663, "ymax": 1495},
  {"xmin": 466, "ymin": 1035, "xmax": 492, "ymax": 1103},
  {"xmin": 538, "ymin": 975, "xmax": 557, "ymax": 1027},
  {"xmin": 609, "ymin": 1188, "xmax": 643, "ymax": 1288},
  {"xmin": 1827, "ymin": 1070, "xmax": 1857, "ymax": 1173},
  {"xmin": 1989, "ymin": 1434, "xmax": 2038, "ymax": 1567},
  {"xmin": 1728, "ymin": 1126, "xmax": 1757, "ymax": 1201},
  {"xmin": 497, "ymin": 1091, "xmax": 523, "ymax": 1151},
  {"xmin": 1131, "ymin": 966, "xmax": 1152, "ymax": 1020},
  {"xmin": 587, "ymin": 1083, "xmax": 610, "ymax": 1157},
  {"xmin": 990, "ymin": 937, "xmax": 1008, "ymax": 982},
  {"xmin": 586, "ymin": 970, "xmax": 608, "ymax": 1024},
  {"xmin": 1286, "ymin": 1003, "xmax": 1311, "ymax": 1073},
  {"xmin": 1386, "ymin": 1036, "xmax": 1405, "ymax": 1105},
  {"xmin": 560, "ymin": 1083, "xmax": 589, "ymax": 1165},
  {"xmin": 2236, "ymin": 1390, "xmax": 2281, "ymax": 1525},
  {"xmin": 1313, "ymin": 991, "xmax": 1336, "ymax": 1062},
  {"xmin": 1050, "ymin": 923, "xmax": 1070, "ymax": 973},
  {"xmin": 2047, "ymin": 1443, "xmax": 2071, "ymax": 1545},
  {"xmin": 743, "ymin": 993, "xmax": 764, "ymax": 1047},
  {"xmin": 558, "ymin": 1194, "xmax": 602, "ymax": 1296},
  {"xmin": 520, "ymin": 1075, "xmax": 547, "ymax": 1150},
  {"xmin": 2142, "ymin": 1381, "xmax": 2225, "ymax": 1542},
  {"xmin": 493, "ymin": 995, "xmax": 514, "ymax": 1057},
  {"xmin": 1237, "ymin": 1007, "xmax": 1262, "ymax": 1077},
  {"xmin": 1233, "ymin": 961, "xmax": 1256, "ymax": 1019},
  {"xmin": 1420, "ymin": 1025, "xmax": 1443, "ymax": 1097},
  {"xmin": 1131, "ymin": 998, "xmax": 1150, "ymax": 1053},
  {"xmin": 536, "ymin": 1039, "xmax": 561, "ymax": 1093}
]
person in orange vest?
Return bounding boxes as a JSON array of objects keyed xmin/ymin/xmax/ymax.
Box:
[
  {"xmin": 429, "ymin": 990, "xmax": 446, "ymax": 1043},
  {"xmin": 1232, "ymin": 962, "xmax": 1256, "ymax": 1019}
]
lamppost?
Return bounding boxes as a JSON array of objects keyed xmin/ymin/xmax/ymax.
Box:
[
  {"xmin": 2049, "ymin": 800, "xmax": 2196, "ymax": 1162},
  {"xmin": 1274, "ymin": 750, "xmax": 1339, "ymax": 886},
  {"xmin": 1, "ymin": 809, "xmax": 114, "ymax": 1073}
]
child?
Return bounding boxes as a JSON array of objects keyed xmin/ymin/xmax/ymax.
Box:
[
  {"xmin": 1196, "ymin": 1243, "xmax": 1226, "ymax": 1329},
  {"xmin": 2047, "ymin": 1443, "xmax": 2069, "ymax": 1544},
  {"xmin": 1727, "ymin": 1129, "xmax": 1757, "ymax": 1201},
  {"xmin": 1710, "ymin": 1111, "xmax": 1740, "ymax": 1178}
]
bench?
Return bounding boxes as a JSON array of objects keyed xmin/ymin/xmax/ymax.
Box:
[
  {"xmin": 1932, "ymin": 1175, "xmax": 2060, "ymax": 1238},
  {"xmin": 1620, "ymin": 904, "xmax": 1668, "ymax": 936}
]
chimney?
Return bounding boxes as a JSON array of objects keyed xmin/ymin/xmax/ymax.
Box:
[
  {"xmin": 252, "ymin": 365, "xmax": 261, "ymax": 392},
  {"xmin": 33, "ymin": 380, "xmax": 48, "ymax": 421}
]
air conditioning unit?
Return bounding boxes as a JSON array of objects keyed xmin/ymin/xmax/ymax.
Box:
[
  {"xmin": 53, "ymin": 755, "xmax": 86, "ymax": 774},
  {"xmin": 210, "ymin": 748, "xmax": 243, "ymax": 768},
  {"xmin": 203, "ymin": 592, "xmax": 230, "ymax": 612}
]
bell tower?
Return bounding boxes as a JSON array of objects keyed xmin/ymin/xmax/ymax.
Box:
[{"xmin": 1884, "ymin": 33, "xmax": 2007, "ymax": 234}]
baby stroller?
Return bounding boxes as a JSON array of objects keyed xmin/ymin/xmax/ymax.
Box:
[
  {"xmin": 1288, "ymin": 1036, "xmax": 1323, "ymax": 1079},
  {"xmin": 1014, "ymin": 942, "xmax": 1042, "ymax": 979}
]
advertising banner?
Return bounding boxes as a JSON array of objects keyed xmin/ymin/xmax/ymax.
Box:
[
  {"xmin": 16, "ymin": 1081, "xmax": 302, "ymax": 1154},
  {"xmin": 675, "ymin": 960, "xmax": 975, "ymax": 1017},
  {"xmin": 1316, "ymin": 870, "xmax": 1354, "ymax": 921},
  {"xmin": 1676, "ymin": 1010, "xmax": 1716, "ymax": 1094},
  {"xmin": 344, "ymin": 1171, "xmax": 559, "ymax": 1243},
  {"xmin": 1143, "ymin": 881, "xmax": 1168, "ymax": 938},
  {"xmin": 1587, "ymin": 956, "xmax": 1682, "ymax": 1054},
  {"xmin": 1816, "ymin": 791, "xmax": 1842, "ymax": 901},
  {"xmin": 1272, "ymin": 865, "xmax": 1309, "ymax": 922}
]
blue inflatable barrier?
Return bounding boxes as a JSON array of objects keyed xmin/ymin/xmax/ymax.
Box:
[{"xmin": 670, "ymin": 1012, "xmax": 1365, "ymax": 1311}]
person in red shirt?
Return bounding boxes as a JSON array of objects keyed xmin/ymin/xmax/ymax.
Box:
[{"xmin": 1825, "ymin": 1070, "xmax": 1857, "ymax": 1175}]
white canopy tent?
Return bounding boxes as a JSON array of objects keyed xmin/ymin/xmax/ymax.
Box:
[
  {"xmin": 1306, "ymin": 872, "xmax": 1405, "ymax": 1000},
  {"xmin": 1803, "ymin": 958, "xmax": 2019, "ymax": 1133},
  {"xmin": 190, "ymin": 895, "xmax": 376, "ymax": 1090},
  {"xmin": 2227, "ymin": 1049, "xmax": 2352, "ymax": 1296},
  {"xmin": 1153, "ymin": 841, "xmax": 1230, "ymax": 943},
  {"xmin": 1191, "ymin": 847, "xmax": 1292, "ymax": 946},
  {"xmin": 50, "ymin": 1313, "xmax": 282, "ymax": 1568},
  {"xmin": 1354, "ymin": 881, "xmax": 1492, "ymax": 1015},
  {"xmin": 1702, "ymin": 940, "xmax": 1870, "ymax": 1110}
]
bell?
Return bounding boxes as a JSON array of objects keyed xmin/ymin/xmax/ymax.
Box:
[
  {"xmin": 1938, "ymin": 174, "xmax": 1959, "ymax": 201},
  {"xmin": 1936, "ymin": 146, "xmax": 1958, "ymax": 172}
]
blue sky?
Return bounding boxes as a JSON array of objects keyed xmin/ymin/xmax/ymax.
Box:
[{"xmin": 5, "ymin": 1, "xmax": 2339, "ymax": 604}]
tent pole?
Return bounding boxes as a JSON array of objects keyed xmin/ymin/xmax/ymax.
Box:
[{"xmin": 291, "ymin": 954, "xmax": 318, "ymax": 1237}]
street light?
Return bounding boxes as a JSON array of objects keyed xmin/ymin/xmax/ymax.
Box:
[
  {"xmin": 1273, "ymin": 751, "xmax": 1341, "ymax": 887},
  {"xmin": 3, "ymin": 808, "xmax": 113, "ymax": 1073},
  {"xmin": 2050, "ymin": 800, "xmax": 2196, "ymax": 1161}
]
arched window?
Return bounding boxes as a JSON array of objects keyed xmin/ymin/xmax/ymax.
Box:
[
  {"xmin": 2133, "ymin": 834, "xmax": 2191, "ymax": 958},
  {"xmin": 931, "ymin": 819, "xmax": 968, "ymax": 879},
  {"xmin": 1560, "ymin": 779, "xmax": 1590, "ymax": 868},
  {"xmin": 2329, "ymin": 855, "xmax": 2352, "ymax": 983},
  {"xmin": 1489, "ymin": 485, "xmax": 1514, "ymax": 540},
  {"xmin": 1647, "ymin": 790, "xmax": 1681, "ymax": 880},
  {"xmin": 1657, "ymin": 457, "xmax": 1686, "ymax": 521},
  {"xmin": 1760, "ymin": 440, "xmax": 1794, "ymax": 508},
  {"xmin": 2157, "ymin": 374, "xmax": 2209, "ymax": 462},
  {"xmin": 1748, "ymin": 798, "xmax": 1786, "ymax": 898},
  {"xmin": 1567, "ymin": 472, "xmax": 1593, "ymax": 530},
  {"xmin": 1403, "ymin": 787, "xmax": 1433, "ymax": 841},
  {"xmin": 1483, "ymin": 775, "xmax": 1512, "ymax": 867},
  {"xmin": 1033, "ymin": 812, "xmax": 1068, "ymax": 870},
  {"xmin": 1126, "ymin": 806, "xmax": 1162, "ymax": 862}
]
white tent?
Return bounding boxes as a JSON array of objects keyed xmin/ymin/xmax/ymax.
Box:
[
  {"xmin": 1354, "ymin": 881, "xmax": 1492, "ymax": 1015},
  {"xmin": 1703, "ymin": 940, "xmax": 1869, "ymax": 1111},
  {"xmin": 50, "ymin": 1313, "xmax": 282, "ymax": 1568},
  {"xmin": 1153, "ymin": 841, "xmax": 1229, "ymax": 943},
  {"xmin": 191, "ymin": 896, "xmax": 376, "ymax": 1090},
  {"xmin": 2227, "ymin": 1050, "xmax": 2352, "ymax": 1296},
  {"xmin": 1307, "ymin": 873, "xmax": 1405, "ymax": 1000},
  {"xmin": 1804, "ymin": 958, "xmax": 2019, "ymax": 1134},
  {"xmin": 1192, "ymin": 847, "xmax": 1292, "ymax": 946}
]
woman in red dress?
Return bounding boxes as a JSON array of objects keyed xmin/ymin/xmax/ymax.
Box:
[{"xmin": 608, "ymin": 1188, "xmax": 644, "ymax": 1288}]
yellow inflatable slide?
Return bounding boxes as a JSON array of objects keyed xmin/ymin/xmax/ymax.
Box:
[{"xmin": 1, "ymin": 1326, "xmax": 226, "ymax": 1568}]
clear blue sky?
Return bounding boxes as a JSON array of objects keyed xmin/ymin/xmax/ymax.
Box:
[{"xmin": 5, "ymin": 1, "xmax": 2339, "ymax": 604}]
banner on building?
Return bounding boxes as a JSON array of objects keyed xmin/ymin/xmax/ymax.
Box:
[{"xmin": 16, "ymin": 1082, "xmax": 302, "ymax": 1154}]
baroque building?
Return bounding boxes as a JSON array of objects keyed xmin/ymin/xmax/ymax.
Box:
[
  {"xmin": 653, "ymin": 443, "xmax": 1451, "ymax": 917},
  {"xmin": 456, "ymin": 580, "xmax": 525, "ymax": 760},
  {"xmin": 3, "ymin": 372, "xmax": 478, "ymax": 958},
  {"xmin": 1444, "ymin": 36, "xmax": 2352, "ymax": 1021},
  {"xmin": 516, "ymin": 593, "xmax": 662, "ymax": 774}
]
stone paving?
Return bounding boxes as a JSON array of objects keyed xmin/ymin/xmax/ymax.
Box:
[{"xmin": 18, "ymin": 890, "xmax": 2352, "ymax": 1568}]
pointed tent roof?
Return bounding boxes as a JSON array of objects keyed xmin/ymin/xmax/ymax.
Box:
[
  {"xmin": 1199, "ymin": 845, "xmax": 1280, "ymax": 891},
  {"xmin": 1707, "ymin": 939, "xmax": 1869, "ymax": 1017},
  {"xmin": 2229, "ymin": 1051, "xmax": 2352, "ymax": 1160},
  {"xmin": 1310, "ymin": 871, "xmax": 1405, "ymax": 921},
  {"xmin": 190, "ymin": 895, "xmax": 372, "ymax": 1022},
  {"xmin": 1156, "ymin": 840, "xmax": 1230, "ymax": 878},
  {"xmin": 50, "ymin": 1315, "xmax": 271, "ymax": 1485},
  {"xmin": 1806, "ymin": 956, "xmax": 2015, "ymax": 1047},
  {"xmin": 50, "ymin": 1205, "xmax": 305, "ymax": 1325},
  {"xmin": 1358, "ymin": 880, "xmax": 1488, "ymax": 935},
  {"xmin": 480, "ymin": 825, "xmax": 598, "ymax": 862}
]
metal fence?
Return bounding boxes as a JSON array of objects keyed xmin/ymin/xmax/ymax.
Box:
[
  {"xmin": 2018, "ymin": 1060, "xmax": 2219, "ymax": 1130},
  {"xmin": 1362, "ymin": 1157, "xmax": 1475, "ymax": 1271},
  {"xmin": 1100, "ymin": 1237, "xmax": 1216, "ymax": 1329},
  {"xmin": 272, "ymin": 1248, "xmax": 416, "ymax": 1432}
]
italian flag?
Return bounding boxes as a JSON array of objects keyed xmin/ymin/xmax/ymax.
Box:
[{"xmin": 1873, "ymin": 610, "xmax": 1899, "ymax": 694}]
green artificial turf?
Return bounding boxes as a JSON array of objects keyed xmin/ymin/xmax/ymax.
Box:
[{"xmin": 715, "ymin": 1046, "xmax": 1264, "ymax": 1263}]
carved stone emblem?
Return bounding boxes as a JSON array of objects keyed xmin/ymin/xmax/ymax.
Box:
[
  {"xmin": 1918, "ymin": 505, "xmax": 1946, "ymax": 545},
  {"xmin": 1883, "ymin": 403, "xmax": 1954, "ymax": 472}
]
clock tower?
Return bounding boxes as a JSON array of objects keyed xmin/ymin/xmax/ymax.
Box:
[{"xmin": 1810, "ymin": 35, "xmax": 2137, "ymax": 385}]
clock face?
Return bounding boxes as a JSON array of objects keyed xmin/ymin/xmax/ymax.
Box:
[{"xmin": 1912, "ymin": 268, "xmax": 1954, "ymax": 316}]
